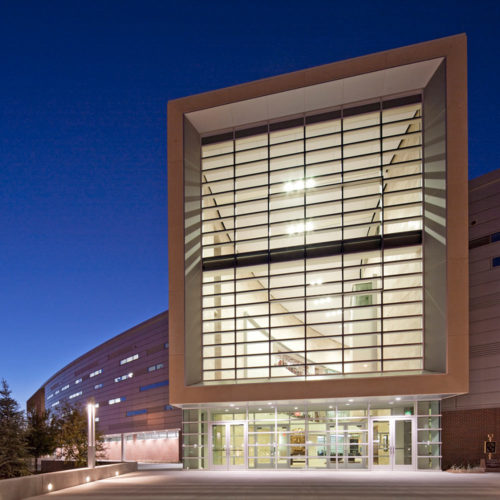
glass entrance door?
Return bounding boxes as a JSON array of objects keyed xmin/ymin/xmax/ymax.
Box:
[
  {"xmin": 333, "ymin": 421, "xmax": 368, "ymax": 469},
  {"xmin": 211, "ymin": 422, "xmax": 246, "ymax": 469},
  {"xmin": 372, "ymin": 418, "xmax": 413, "ymax": 470},
  {"xmin": 249, "ymin": 424, "xmax": 276, "ymax": 469}
]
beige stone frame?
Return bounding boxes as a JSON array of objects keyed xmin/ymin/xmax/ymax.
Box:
[{"xmin": 168, "ymin": 34, "xmax": 468, "ymax": 405}]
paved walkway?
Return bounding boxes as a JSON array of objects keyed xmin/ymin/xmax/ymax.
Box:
[{"xmin": 27, "ymin": 469, "xmax": 500, "ymax": 499}]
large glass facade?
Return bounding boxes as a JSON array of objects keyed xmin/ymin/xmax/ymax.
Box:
[
  {"xmin": 201, "ymin": 96, "xmax": 424, "ymax": 383},
  {"xmin": 182, "ymin": 401, "xmax": 441, "ymax": 470}
]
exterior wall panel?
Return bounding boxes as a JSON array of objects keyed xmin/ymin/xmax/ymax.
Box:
[
  {"xmin": 184, "ymin": 118, "xmax": 203, "ymax": 386},
  {"xmin": 423, "ymin": 61, "xmax": 447, "ymax": 372},
  {"xmin": 443, "ymin": 169, "xmax": 500, "ymax": 413},
  {"xmin": 442, "ymin": 169, "xmax": 500, "ymax": 469}
]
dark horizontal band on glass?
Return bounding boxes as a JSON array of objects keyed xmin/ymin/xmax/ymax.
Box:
[
  {"xmin": 202, "ymin": 230, "xmax": 422, "ymax": 271},
  {"xmin": 269, "ymin": 117, "xmax": 304, "ymax": 132},
  {"xmin": 235, "ymin": 125, "xmax": 268, "ymax": 139},
  {"xmin": 202, "ymin": 131, "xmax": 234, "ymax": 145},
  {"xmin": 343, "ymin": 102, "xmax": 380, "ymax": 118},
  {"xmin": 305, "ymin": 109, "xmax": 342, "ymax": 125},
  {"xmin": 382, "ymin": 94, "xmax": 422, "ymax": 110},
  {"xmin": 469, "ymin": 232, "xmax": 500, "ymax": 249}
]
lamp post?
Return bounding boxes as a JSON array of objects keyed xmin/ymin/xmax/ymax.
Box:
[{"xmin": 87, "ymin": 403, "xmax": 96, "ymax": 468}]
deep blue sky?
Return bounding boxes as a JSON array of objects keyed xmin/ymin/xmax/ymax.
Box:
[{"xmin": 1, "ymin": 0, "xmax": 499, "ymax": 405}]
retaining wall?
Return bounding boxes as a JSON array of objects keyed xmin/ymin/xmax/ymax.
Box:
[{"xmin": 0, "ymin": 462, "xmax": 137, "ymax": 500}]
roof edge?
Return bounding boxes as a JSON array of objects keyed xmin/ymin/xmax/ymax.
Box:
[{"xmin": 31, "ymin": 310, "xmax": 169, "ymax": 398}]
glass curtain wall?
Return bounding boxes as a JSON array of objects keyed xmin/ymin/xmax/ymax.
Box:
[
  {"xmin": 182, "ymin": 401, "xmax": 441, "ymax": 470},
  {"xmin": 201, "ymin": 96, "xmax": 423, "ymax": 383}
]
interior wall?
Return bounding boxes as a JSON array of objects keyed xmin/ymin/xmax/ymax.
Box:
[
  {"xmin": 423, "ymin": 61, "xmax": 447, "ymax": 373},
  {"xmin": 103, "ymin": 436, "xmax": 180, "ymax": 463}
]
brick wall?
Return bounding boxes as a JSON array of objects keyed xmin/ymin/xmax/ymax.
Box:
[{"xmin": 442, "ymin": 408, "xmax": 500, "ymax": 469}]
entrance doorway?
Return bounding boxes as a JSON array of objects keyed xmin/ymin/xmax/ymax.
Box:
[
  {"xmin": 211, "ymin": 422, "xmax": 246, "ymax": 469},
  {"xmin": 371, "ymin": 418, "xmax": 414, "ymax": 470},
  {"xmin": 333, "ymin": 421, "xmax": 368, "ymax": 469}
]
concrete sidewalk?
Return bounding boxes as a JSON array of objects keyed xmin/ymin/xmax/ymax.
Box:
[{"xmin": 26, "ymin": 469, "xmax": 500, "ymax": 499}]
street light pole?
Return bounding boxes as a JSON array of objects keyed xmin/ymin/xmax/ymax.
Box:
[{"xmin": 87, "ymin": 403, "xmax": 96, "ymax": 468}]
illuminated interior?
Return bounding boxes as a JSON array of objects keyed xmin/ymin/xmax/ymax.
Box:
[
  {"xmin": 200, "ymin": 96, "xmax": 425, "ymax": 383},
  {"xmin": 182, "ymin": 400, "xmax": 441, "ymax": 470}
]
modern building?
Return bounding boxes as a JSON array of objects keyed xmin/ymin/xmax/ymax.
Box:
[
  {"xmin": 167, "ymin": 35, "xmax": 469, "ymax": 470},
  {"xmin": 442, "ymin": 169, "xmax": 500, "ymax": 469},
  {"xmin": 27, "ymin": 311, "xmax": 182, "ymax": 463}
]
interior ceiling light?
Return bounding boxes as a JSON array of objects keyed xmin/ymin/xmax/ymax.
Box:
[
  {"xmin": 284, "ymin": 178, "xmax": 315, "ymax": 192},
  {"xmin": 314, "ymin": 297, "xmax": 331, "ymax": 305},
  {"xmin": 287, "ymin": 221, "xmax": 313, "ymax": 235},
  {"xmin": 326, "ymin": 310, "xmax": 341, "ymax": 318}
]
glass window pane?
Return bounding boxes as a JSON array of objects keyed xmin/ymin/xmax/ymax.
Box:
[{"xmin": 200, "ymin": 100, "xmax": 424, "ymax": 382}]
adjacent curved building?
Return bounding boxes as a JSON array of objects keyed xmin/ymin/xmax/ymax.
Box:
[{"xmin": 27, "ymin": 311, "xmax": 181, "ymax": 463}]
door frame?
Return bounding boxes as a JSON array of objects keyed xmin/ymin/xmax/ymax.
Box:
[
  {"xmin": 209, "ymin": 421, "xmax": 247, "ymax": 470},
  {"xmin": 369, "ymin": 416, "xmax": 416, "ymax": 471},
  {"xmin": 331, "ymin": 421, "xmax": 367, "ymax": 470}
]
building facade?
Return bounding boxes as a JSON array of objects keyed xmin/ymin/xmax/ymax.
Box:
[
  {"xmin": 442, "ymin": 169, "xmax": 500, "ymax": 469},
  {"xmin": 28, "ymin": 311, "xmax": 182, "ymax": 463},
  {"xmin": 168, "ymin": 35, "xmax": 469, "ymax": 470}
]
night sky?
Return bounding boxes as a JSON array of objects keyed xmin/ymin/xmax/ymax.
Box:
[{"xmin": 1, "ymin": 0, "xmax": 499, "ymax": 406}]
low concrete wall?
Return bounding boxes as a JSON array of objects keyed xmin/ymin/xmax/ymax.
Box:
[
  {"xmin": 40, "ymin": 460, "xmax": 121, "ymax": 473},
  {"xmin": 0, "ymin": 462, "xmax": 137, "ymax": 500}
]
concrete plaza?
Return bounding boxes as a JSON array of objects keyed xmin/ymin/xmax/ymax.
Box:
[{"xmin": 26, "ymin": 469, "xmax": 500, "ymax": 499}]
